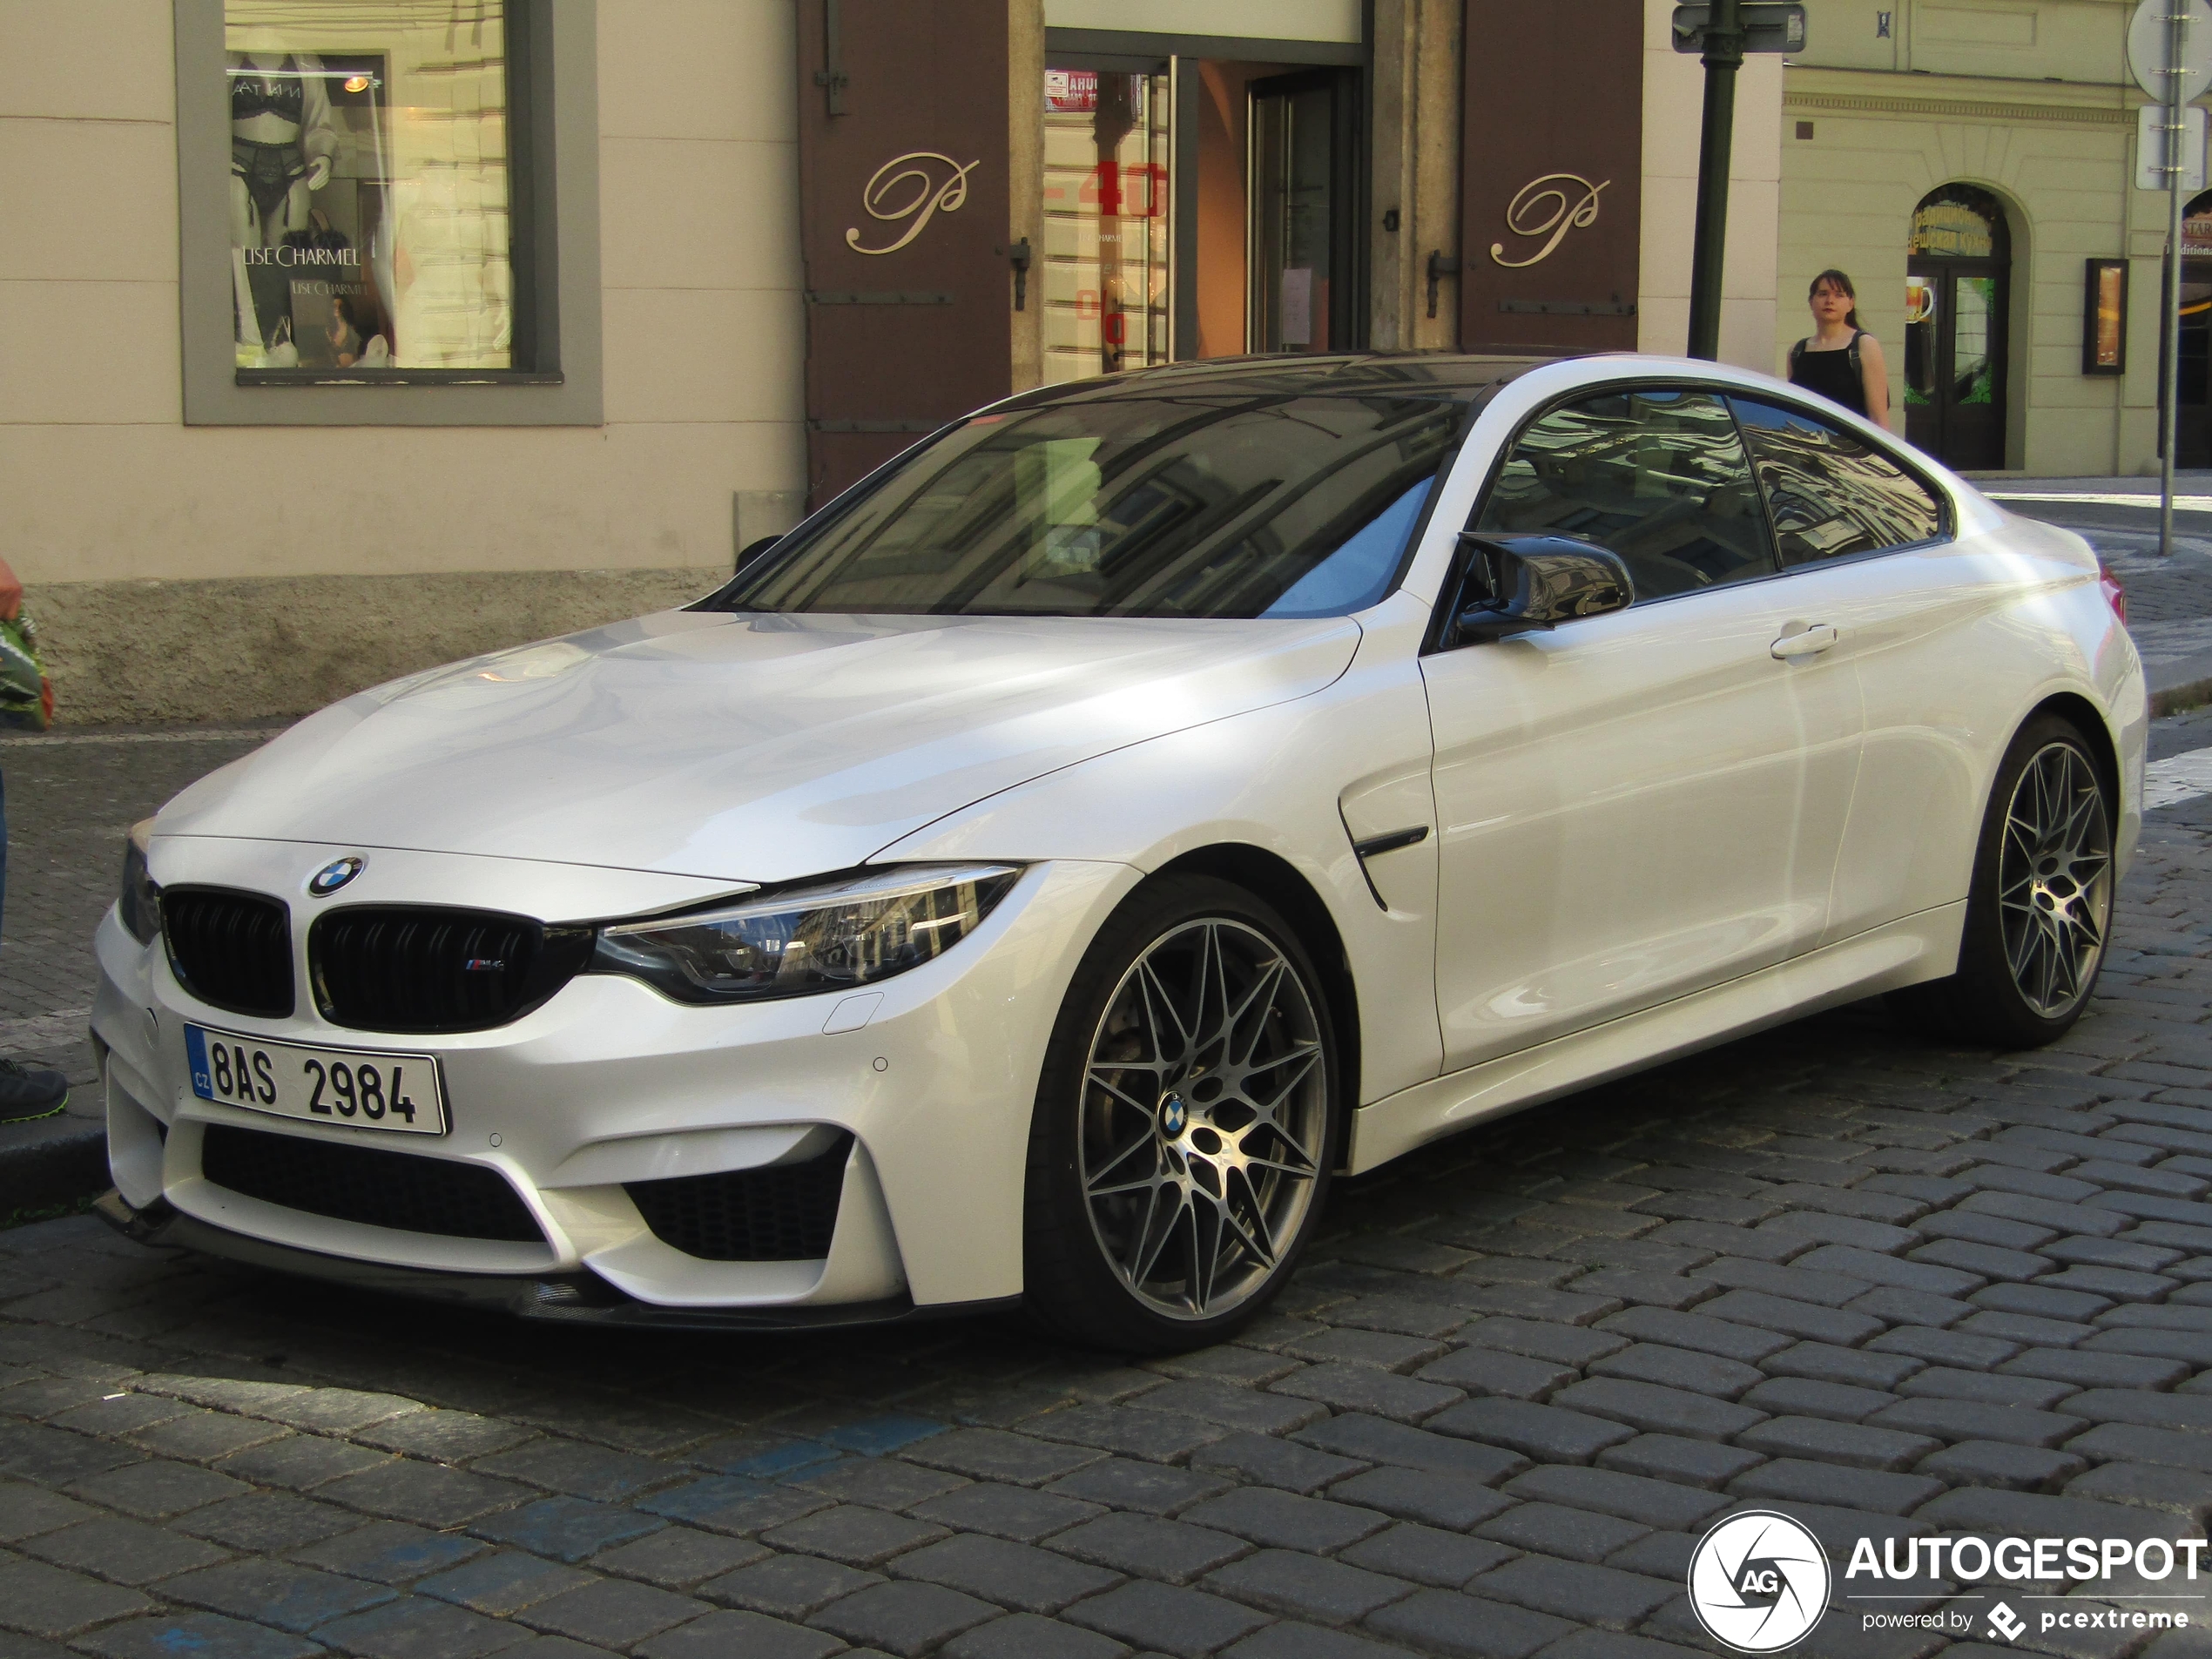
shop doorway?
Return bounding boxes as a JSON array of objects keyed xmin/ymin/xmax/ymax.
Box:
[
  {"xmin": 1040, "ymin": 56, "xmax": 1361, "ymax": 383},
  {"xmin": 1904, "ymin": 185, "xmax": 2010, "ymax": 470},
  {"xmin": 2173, "ymin": 192, "xmax": 2212, "ymax": 468},
  {"xmin": 1247, "ymin": 70, "xmax": 1359, "ymax": 354}
]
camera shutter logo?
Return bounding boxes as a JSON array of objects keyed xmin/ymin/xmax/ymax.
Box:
[{"xmin": 1689, "ymin": 1511, "xmax": 1831, "ymax": 1653}]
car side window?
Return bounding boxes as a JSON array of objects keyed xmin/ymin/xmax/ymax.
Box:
[
  {"xmin": 1474, "ymin": 388, "xmax": 1777, "ymax": 603},
  {"xmin": 1728, "ymin": 397, "xmax": 1945, "ymax": 567}
]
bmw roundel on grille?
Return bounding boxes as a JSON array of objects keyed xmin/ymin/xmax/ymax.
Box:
[{"xmin": 307, "ymin": 856, "xmax": 366, "ymax": 897}]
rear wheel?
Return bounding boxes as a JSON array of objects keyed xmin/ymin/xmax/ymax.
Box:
[
  {"xmin": 1022, "ymin": 876, "xmax": 1339, "ymax": 1352},
  {"xmin": 1891, "ymin": 713, "xmax": 2114, "ymax": 1049}
]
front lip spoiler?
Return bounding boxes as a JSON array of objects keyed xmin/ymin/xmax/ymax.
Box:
[{"xmin": 92, "ymin": 1189, "xmax": 1019, "ymax": 1332}]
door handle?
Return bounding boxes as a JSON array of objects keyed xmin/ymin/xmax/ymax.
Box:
[{"xmin": 1771, "ymin": 624, "xmax": 1839, "ymax": 660}]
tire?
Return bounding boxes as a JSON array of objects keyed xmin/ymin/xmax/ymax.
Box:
[
  {"xmin": 1890, "ymin": 712, "xmax": 2115, "ymax": 1049},
  {"xmin": 1022, "ymin": 874, "xmax": 1342, "ymax": 1352}
]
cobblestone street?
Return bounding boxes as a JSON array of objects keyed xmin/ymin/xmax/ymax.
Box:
[{"xmin": 4, "ymin": 720, "xmax": 2212, "ymax": 1659}]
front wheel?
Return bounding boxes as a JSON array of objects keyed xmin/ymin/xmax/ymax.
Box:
[
  {"xmin": 1892, "ymin": 713, "xmax": 2114, "ymax": 1049},
  {"xmin": 1022, "ymin": 876, "xmax": 1340, "ymax": 1352}
]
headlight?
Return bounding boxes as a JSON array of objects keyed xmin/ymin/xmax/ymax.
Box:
[
  {"xmin": 119, "ymin": 819, "xmax": 160, "ymax": 945},
  {"xmin": 591, "ymin": 863, "xmax": 1021, "ymax": 1004}
]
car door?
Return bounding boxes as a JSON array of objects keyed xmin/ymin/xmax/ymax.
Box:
[
  {"xmin": 1725, "ymin": 395, "xmax": 1980, "ymax": 944},
  {"xmin": 1421, "ymin": 384, "xmax": 1864, "ymax": 1071}
]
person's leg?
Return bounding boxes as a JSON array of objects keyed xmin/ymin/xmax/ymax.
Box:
[{"xmin": 0, "ymin": 766, "xmax": 70, "ymax": 1123}]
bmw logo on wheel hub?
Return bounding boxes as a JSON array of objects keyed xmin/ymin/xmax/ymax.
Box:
[
  {"xmin": 308, "ymin": 856, "xmax": 366, "ymax": 896},
  {"xmin": 1157, "ymin": 1092, "xmax": 1188, "ymax": 1138}
]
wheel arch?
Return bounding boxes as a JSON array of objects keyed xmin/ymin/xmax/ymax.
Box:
[
  {"xmin": 2028, "ymin": 690, "xmax": 2121, "ymax": 807},
  {"xmin": 1152, "ymin": 842, "xmax": 1363, "ymax": 1165}
]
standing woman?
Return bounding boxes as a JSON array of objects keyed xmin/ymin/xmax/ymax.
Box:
[{"xmin": 1788, "ymin": 269, "xmax": 1892, "ymax": 431}]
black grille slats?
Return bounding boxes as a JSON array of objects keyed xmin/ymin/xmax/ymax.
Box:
[
  {"xmin": 163, "ymin": 887, "xmax": 294, "ymax": 1018},
  {"xmin": 626, "ymin": 1133, "xmax": 852, "ymax": 1261},
  {"xmin": 312, "ymin": 907, "xmax": 590, "ymax": 1034},
  {"xmin": 200, "ymin": 1123, "xmax": 543, "ymax": 1242}
]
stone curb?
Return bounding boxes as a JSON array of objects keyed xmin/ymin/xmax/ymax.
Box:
[
  {"xmin": 2148, "ymin": 645, "xmax": 2212, "ymax": 717},
  {"xmin": 0, "ymin": 1107, "xmax": 106, "ymax": 1219}
]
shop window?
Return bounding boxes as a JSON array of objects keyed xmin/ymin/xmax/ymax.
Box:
[
  {"xmin": 225, "ymin": 2, "xmax": 513, "ymax": 373},
  {"xmin": 175, "ymin": 0, "xmax": 601, "ymax": 427}
]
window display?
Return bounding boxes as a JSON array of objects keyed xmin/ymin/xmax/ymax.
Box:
[
  {"xmin": 226, "ymin": 2, "xmax": 513, "ymax": 373},
  {"xmin": 2082, "ymin": 259, "xmax": 2127, "ymax": 375}
]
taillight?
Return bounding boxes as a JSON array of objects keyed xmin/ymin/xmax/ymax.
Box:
[{"xmin": 2099, "ymin": 562, "xmax": 2128, "ymax": 627}]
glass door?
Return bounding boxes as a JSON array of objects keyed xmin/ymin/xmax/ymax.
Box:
[
  {"xmin": 1904, "ymin": 263, "xmax": 2006, "ymax": 469},
  {"xmin": 2177, "ymin": 256, "xmax": 2212, "ymax": 467},
  {"xmin": 1042, "ymin": 66, "xmax": 1171, "ymax": 384},
  {"xmin": 1902, "ymin": 185, "xmax": 2007, "ymax": 469},
  {"xmin": 1247, "ymin": 70, "xmax": 1358, "ymax": 354}
]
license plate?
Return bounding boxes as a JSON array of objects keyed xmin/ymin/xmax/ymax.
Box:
[{"xmin": 185, "ymin": 1025, "xmax": 448, "ymax": 1136}]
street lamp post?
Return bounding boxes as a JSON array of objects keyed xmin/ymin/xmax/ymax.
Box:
[{"xmin": 1686, "ymin": 0, "xmax": 1743, "ymax": 360}]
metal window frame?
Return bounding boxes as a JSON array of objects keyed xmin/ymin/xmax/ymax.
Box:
[{"xmin": 174, "ymin": 0, "xmax": 602, "ymax": 426}]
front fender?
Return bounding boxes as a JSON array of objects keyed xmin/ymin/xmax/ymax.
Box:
[{"xmin": 873, "ymin": 597, "xmax": 1446, "ymax": 1104}]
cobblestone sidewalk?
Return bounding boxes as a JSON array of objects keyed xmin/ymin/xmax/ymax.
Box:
[{"xmin": 4, "ymin": 726, "xmax": 2212, "ymax": 1657}]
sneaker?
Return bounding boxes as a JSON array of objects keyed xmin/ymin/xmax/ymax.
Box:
[{"xmin": 0, "ymin": 1059, "xmax": 70, "ymax": 1123}]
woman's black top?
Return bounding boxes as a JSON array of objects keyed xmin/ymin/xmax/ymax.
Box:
[{"xmin": 1789, "ymin": 332, "xmax": 1868, "ymax": 417}]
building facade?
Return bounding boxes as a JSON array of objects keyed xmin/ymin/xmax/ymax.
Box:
[
  {"xmin": 1777, "ymin": 0, "xmax": 2184, "ymax": 477},
  {"xmin": 6, "ymin": 0, "xmax": 1780, "ymax": 725}
]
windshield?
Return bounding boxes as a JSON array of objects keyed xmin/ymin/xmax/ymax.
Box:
[{"xmin": 712, "ymin": 392, "xmax": 1461, "ymax": 619}]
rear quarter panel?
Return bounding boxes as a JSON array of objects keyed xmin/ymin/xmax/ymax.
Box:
[{"xmin": 1825, "ymin": 506, "xmax": 2143, "ymax": 942}]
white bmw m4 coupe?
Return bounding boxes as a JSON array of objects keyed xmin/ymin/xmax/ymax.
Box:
[{"xmin": 95, "ymin": 353, "xmax": 2145, "ymax": 1352}]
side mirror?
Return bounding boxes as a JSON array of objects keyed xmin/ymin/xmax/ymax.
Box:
[
  {"xmin": 1451, "ymin": 533, "xmax": 1635, "ymax": 644},
  {"xmin": 736, "ymin": 535, "xmax": 782, "ymax": 574}
]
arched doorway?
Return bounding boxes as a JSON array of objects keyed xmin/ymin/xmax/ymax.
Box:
[{"xmin": 1905, "ymin": 185, "xmax": 2010, "ymax": 469}]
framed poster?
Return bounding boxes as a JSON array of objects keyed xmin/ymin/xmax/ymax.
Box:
[{"xmin": 2083, "ymin": 258, "xmax": 2128, "ymax": 375}]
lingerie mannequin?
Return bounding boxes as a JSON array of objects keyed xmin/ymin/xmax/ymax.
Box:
[{"xmin": 229, "ymin": 27, "xmax": 335, "ymax": 351}]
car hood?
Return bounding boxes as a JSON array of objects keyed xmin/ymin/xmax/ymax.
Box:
[{"xmin": 159, "ymin": 609, "xmax": 1362, "ymax": 888}]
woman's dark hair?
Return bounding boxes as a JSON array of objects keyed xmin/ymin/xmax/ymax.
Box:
[{"xmin": 1809, "ymin": 268, "xmax": 1860, "ymax": 330}]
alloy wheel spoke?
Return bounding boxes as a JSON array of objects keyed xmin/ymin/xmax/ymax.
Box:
[
  {"xmin": 1185, "ymin": 1199, "xmax": 1222, "ymax": 1312},
  {"xmin": 1222, "ymin": 958, "xmax": 1289, "ymax": 1068},
  {"xmin": 1136, "ymin": 960, "xmax": 1194, "ymax": 1062},
  {"xmin": 1245, "ymin": 1043, "xmax": 1322, "ymax": 1105},
  {"xmin": 1087, "ymin": 1067, "xmax": 1163, "ymax": 1117},
  {"xmin": 1213, "ymin": 1181, "xmax": 1278, "ymax": 1271},
  {"xmin": 1239, "ymin": 1147, "xmax": 1320, "ymax": 1181},
  {"xmin": 1125, "ymin": 1182, "xmax": 1182, "ymax": 1288},
  {"xmin": 1085, "ymin": 1125, "xmax": 1162, "ymax": 1192}
]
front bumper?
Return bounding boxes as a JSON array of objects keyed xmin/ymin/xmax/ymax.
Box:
[
  {"xmin": 95, "ymin": 838, "xmax": 1137, "ymax": 1313},
  {"xmin": 91, "ymin": 1190, "xmax": 1019, "ymax": 1329}
]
